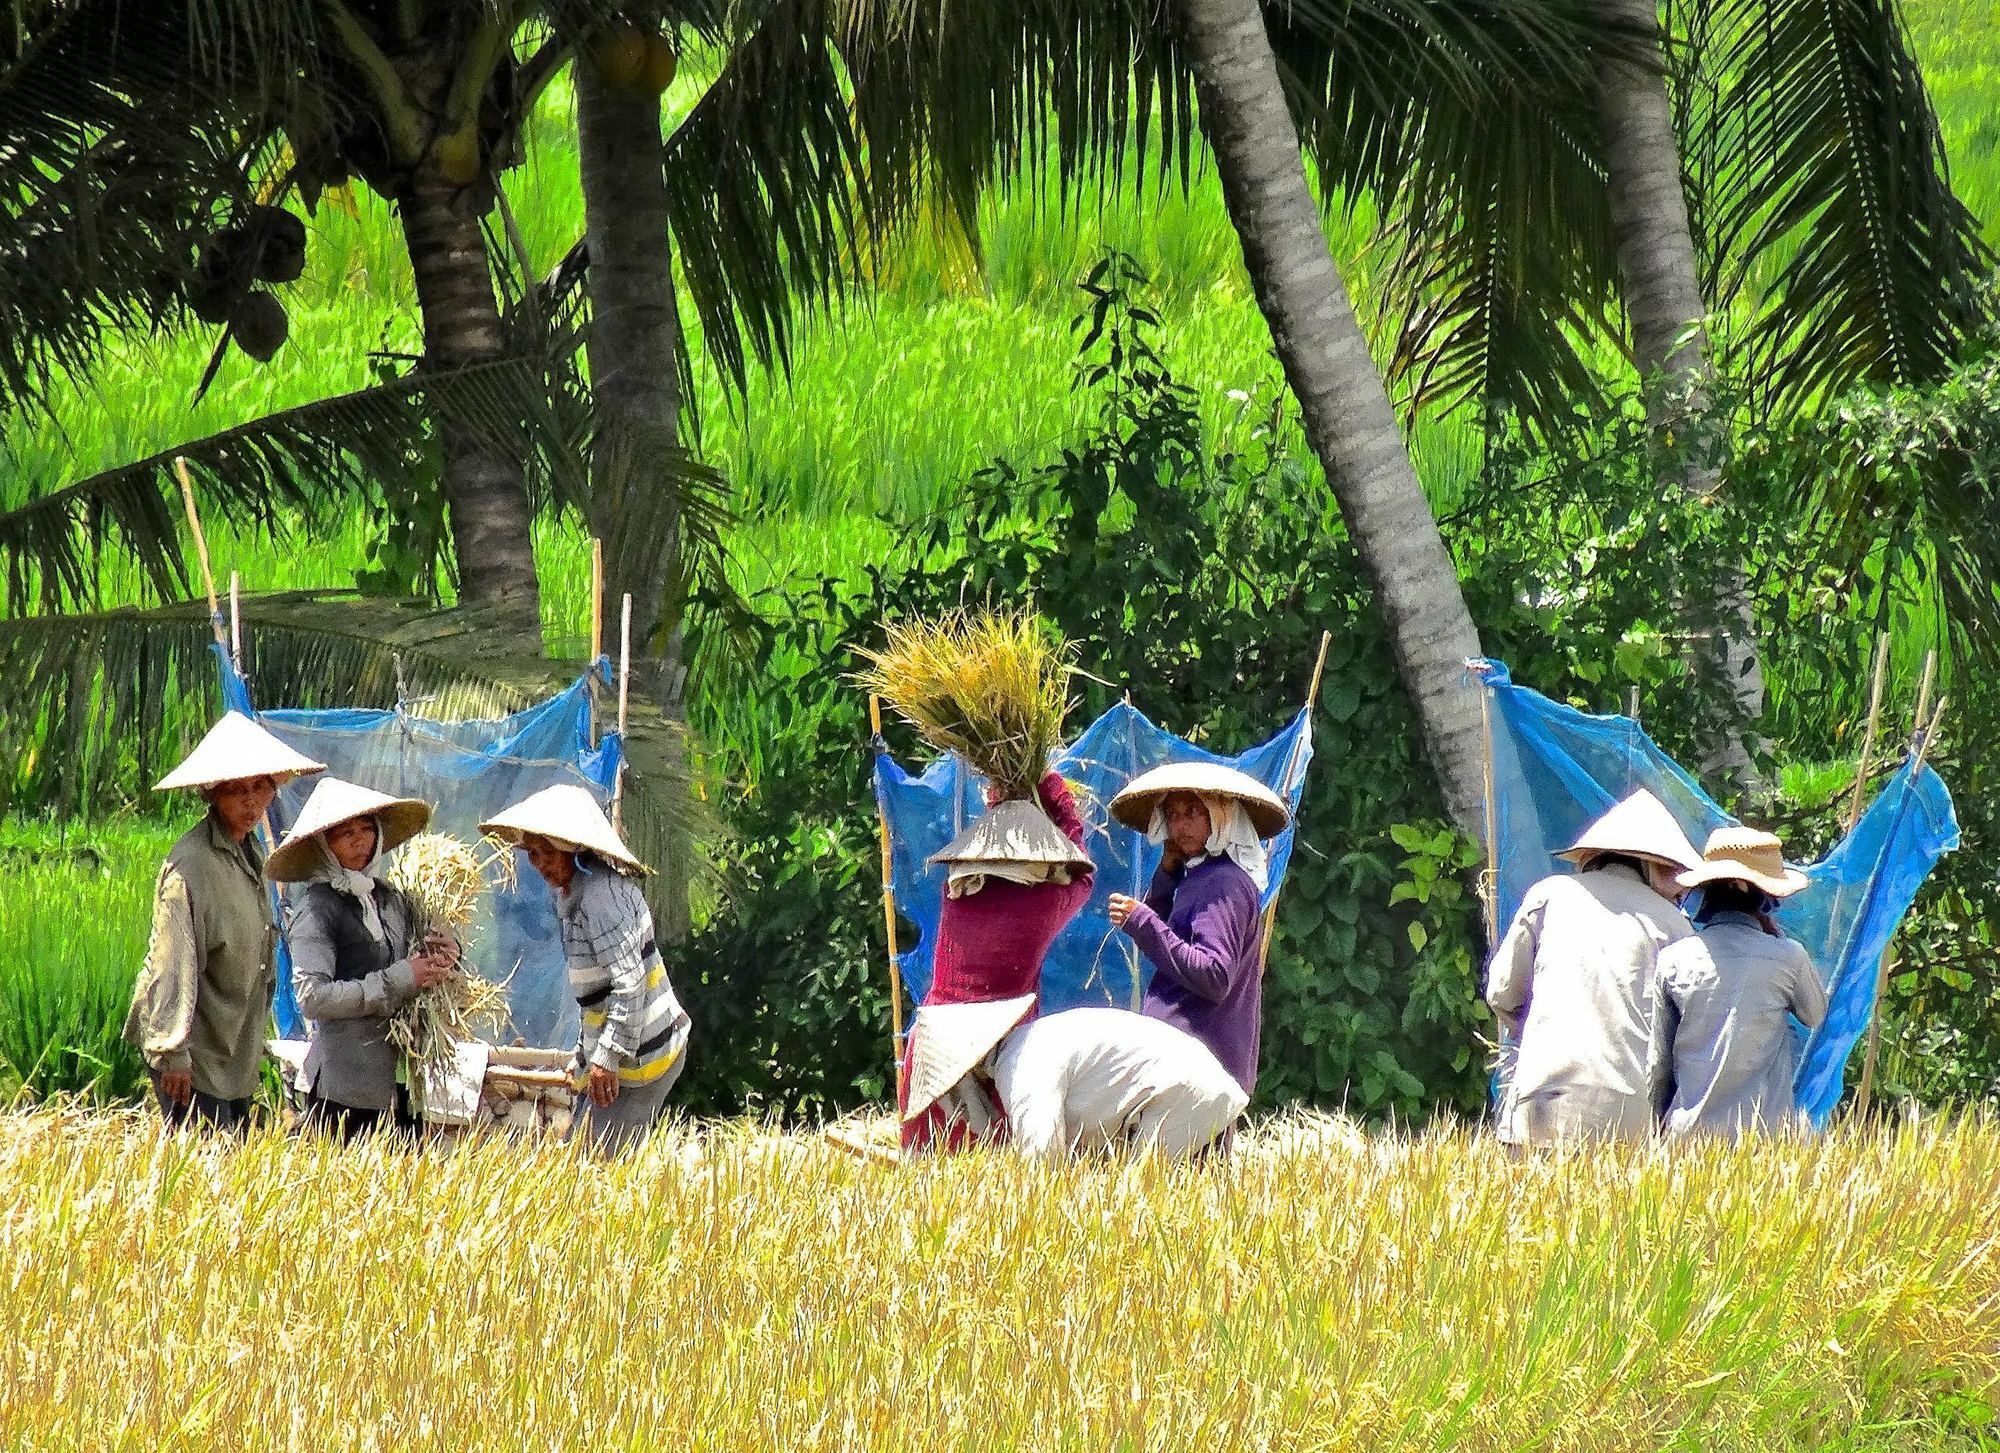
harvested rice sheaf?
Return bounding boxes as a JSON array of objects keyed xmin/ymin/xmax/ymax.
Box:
[
  {"xmin": 384, "ymin": 832, "xmax": 514, "ymax": 1072},
  {"xmin": 853, "ymin": 605, "xmax": 1076, "ymax": 799}
]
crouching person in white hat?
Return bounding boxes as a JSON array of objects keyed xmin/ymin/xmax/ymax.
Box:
[
  {"xmin": 1649, "ymin": 827, "xmax": 1827, "ymax": 1141},
  {"xmin": 995, "ymin": 1007, "xmax": 1247, "ymax": 1161},
  {"xmin": 1486, "ymin": 788, "xmax": 1702, "ymax": 1146},
  {"xmin": 266, "ymin": 778, "xmax": 460, "ymax": 1142},
  {"xmin": 483, "ymin": 785, "xmax": 691, "ymax": 1156},
  {"xmin": 124, "ymin": 712, "xmax": 326, "ymax": 1132}
]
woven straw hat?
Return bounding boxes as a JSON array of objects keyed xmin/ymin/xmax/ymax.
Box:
[
  {"xmin": 927, "ymin": 797, "xmax": 1092, "ymax": 871},
  {"xmin": 154, "ymin": 711, "xmax": 326, "ymax": 792},
  {"xmin": 1108, "ymin": 761, "xmax": 1290, "ymax": 837},
  {"xmin": 265, "ymin": 777, "xmax": 432, "ymax": 883},
  {"xmin": 1677, "ymin": 826, "xmax": 1810, "ymax": 898},
  {"xmin": 1554, "ymin": 788, "xmax": 1703, "ymax": 872},
  {"xmin": 902, "ymin": 994, "xmax": 1037, "ymax": 1121},
  {"xmin": 480, "ymin": 783, "xmax": 647, "ymax": 875}
]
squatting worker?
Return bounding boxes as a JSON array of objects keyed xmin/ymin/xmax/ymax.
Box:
[
  {"xmin": 1105, "ymin": 762, "xmax": 1290, "ymax": 1097},
  {"xmin": 1485, "ymin": 788, "xmax": 1701, "ymax": 1144},
  {"xmin": 266, "ymin": 778, "xmax": 460, "ymax": 1141},
  {"xmin": 900, "ymin": 770, "xmax": 1095, "ymax": 1154},
  {"xmin": 124, "ymin": 712, "xmax": 326, "ymax": 1132},
  {"xmin": 483, "ymin": 784, "xmax": 691, "ymax": 1156},
  {"xmin": 1650, "ymin": 827, "xmax": 1828, "ymax": 1140}
]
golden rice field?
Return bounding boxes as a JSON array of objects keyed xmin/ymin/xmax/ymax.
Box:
[{"xmin": 2, "ymin": 1112, "xmax": 1997, "ymax": 1452}]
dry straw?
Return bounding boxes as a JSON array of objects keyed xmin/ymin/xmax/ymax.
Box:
[
  {"xmin": 384, "ymin": 832, "xmax": 513, "ymax": 1071},
  {"xmin": 853, "ymin": 605, "xmax": 1076, "ymax": 799}
]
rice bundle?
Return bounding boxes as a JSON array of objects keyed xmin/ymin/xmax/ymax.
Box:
[
  {"xmin": 384, "ymin": 832, "xmax": 513, "ymax": 1073},
  {"xmin": 853, "ymin": 605, "xmax": 1076, "ymax": 799}
]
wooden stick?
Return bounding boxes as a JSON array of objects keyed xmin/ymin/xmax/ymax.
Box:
[
  {"xmin": 1912, "ymin": 650, "xmax": 1939, "ymax": 735},
  {"xmin": 612, "ymin": 593, "xmax": 631, "ymax": 829},
  {"xmin": 590, "ymin": 538, "xmax": 605, "ymax": 665},
  {"xmin": 228, "ymin": 571, "xmax": 242, "ymax": 671},
  {"xmin": 1479, "ymin": 676, "xmax": 1500, "ymax": 944},
  {"xmin": 1625, "ymin": 686, "xmax": 1641, "ymax": 724},
  {"xmin": 1844, "ymin": 633, "xmax": 1893, "ymax": 833},
  {"xmin": 173, "ymin": 457, "xmax": 223, "ymax": 629},
  {"xmin": 1257, "ymin": 630, "xmax": 1334, "ymax": 973},
  {"xmin": 869, "ymin": 694, "xmax": 908, "ymax": 1112}
]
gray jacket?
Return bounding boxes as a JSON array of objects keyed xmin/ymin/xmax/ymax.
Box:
[
  {"xmin": 1650, "ymin": 913, "xmax": 1829, "ymax": 1140},
  {"xmin": 286, "ymin": 881, "xmax": 422, "ymax": 1111}
]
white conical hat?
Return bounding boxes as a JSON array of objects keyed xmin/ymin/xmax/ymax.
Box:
[
  {"xmin": 265, "ymin": 777, "xmax": 432, "ymax": 883},
  {"xmin": 480, "ymin": 784, "xmax": 647, "ymax": 875},
  {"xmin": 1677, "ymin": 826, "xmax": 1810, "ymax": 898},
  {"xmin": 1555, "ymin": 788, "xmax": 1703, "ymax": 872},
  {"xmin": 927, "ymin": 797, "xmax": 1092, "ymax": 870},
  {"xmin": 1109, "ymin": 761, "xmax": 1290, "ymax": 837},
  {"xmin": 154, "ymin": 711, "xmax": 326, "ymax": 792},
  {"xmin": 903, "ymin": 994, "xmax": 1036, "ymax": 1121}
]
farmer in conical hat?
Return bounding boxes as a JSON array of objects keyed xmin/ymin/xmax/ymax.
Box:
[
  {"xmin": 900, "ymin": 771, "xmax": 1095, "ymax": 1154},
  {"xmin": 124, "ymin": 712, "xmax": 325, "ymax": 1132},
  {"xmin": 482, "ymin": 784, "xmax": 690, "ymax": 1156},
  {"xmin": 1106, "ymin": 762, "xmax": 1289, "ymax": 1097},
  {"xmin": 1486, "ymin": 788, "xmax": 1701, "ymax": 1145},
  {"xmin": 1649, "ymin": 827, "xmax": 1826, "ymax": 1141},
  {"xmin": 266, "ymin": 778, "xmax": 459, "ymax": 1141}
]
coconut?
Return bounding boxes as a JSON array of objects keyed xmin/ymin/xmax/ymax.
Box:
[
  {"xmin": 228, "ymin": 290, "xmax": 289, "ymax": 362},
  {"xmin": 249, "ymin": 205, "xmax": 307, "ymax": 285},
  {"xmin": 636, "ymin": 33, "xmax": 678, "ymax": 94},
  {"xmin": 431, "ymin": 131, "xmax": 482, "ymax": 188},
  {"xmin": 593, "ymin": 24, "xmax": 647, "ymax": 87}
]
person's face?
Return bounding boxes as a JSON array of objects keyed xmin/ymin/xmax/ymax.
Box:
[
  {"xmin": 521, "ymin": 833, "xmax": 577, "ymax": 890},
  {"xmin": 206, "ymin": 775, "xmax": 276, "ymax": 840},
  {"xmin": 1645, "ymin": 861, "xmax": 1686, "ymax": 902},
  {"xmin": 325, "ymin": 817, "xmax": 380, "ymax": 872},
  {"xmin": 1163, "ymin": 793, "xmax": 1213, "ymax": 859}
]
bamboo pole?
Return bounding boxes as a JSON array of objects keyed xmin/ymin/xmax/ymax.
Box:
[
  {"xmin": 1256, "ymin": 630, "xmax": 1333, "ymax": 973},
  {"xmin": 1853, "ymin": 667, "xmax": 1945, "ymax": 1120},
  {"xmin": 1843, "ymin": 633, "xmax": 1894, "ymax": 832},
  {"xmin": 1479, "ymin": 676, "xmax": 1500, "ymax": 945},
  {"xmin": 590, "ymin": 538, "xmax": 605, "ymax": 665},
  {"xmin": 228, "ymin": 571, "xmax": 242, "ymax": 671},
  {"xmin": 612, "ymin": 593, "xmax": 631, "ymax": 830},
  {"xmin": 869, "ymin": 694, "xmax": 909, "ymax": 1112},
  {"xmin": 174, "ymin": 458, "xmax": 224, "ymax": 634}
]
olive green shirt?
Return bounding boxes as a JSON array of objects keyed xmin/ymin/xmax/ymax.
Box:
[{"xmin": 123, "ymin": 814, "xmax": 278, "ymax": 1100}]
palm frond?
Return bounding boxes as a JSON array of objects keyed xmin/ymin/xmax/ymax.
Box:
[{"xmin": 1691, "ymin": 0, "xmax": 1996, "ymax": 412}]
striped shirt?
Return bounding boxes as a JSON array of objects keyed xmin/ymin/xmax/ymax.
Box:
[{"xmin": 557, "ymin": 864, "xmax": 690, "ymax": 1088}]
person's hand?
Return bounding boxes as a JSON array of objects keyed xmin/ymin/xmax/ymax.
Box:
[
  {"xmin": 1160, "ymin": 844, "xmax": 1189, "ymax": 873},
  {"xmin": 410, "ymin": 953, "xmax": 454, "ymax": 990},
  {"xmin": 1107, "ymin": 893, "xmax": 1141, "ymax": 929},
  {"xmin": 425, "ymin": 933, "xmax": 462, "ymax": 970},
  {"xmin": 158, "ymin": 1068, "xmax": 194, "ymax": 1105},
  {"xmin": 587, "ymin": 1065, "xmax": 621, "ymax": 1108},
  {"xmin": 983, "ymin": 783, "xmax": 1003, "ymax": 808}
]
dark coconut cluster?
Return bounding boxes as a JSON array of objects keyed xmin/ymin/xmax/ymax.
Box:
[{"xmin": 187, "ymin": 205, "xmax": 304, "ymax": 362}]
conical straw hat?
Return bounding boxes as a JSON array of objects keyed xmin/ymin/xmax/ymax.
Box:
[
  {"xmin": 927, "ymin": 797, "xmax": 1091, "ymax": 870},
  {"xmin": 1554, "ymin": 788, "xmax": 1703, "ymax": 872},
  {"xmin": 1676, "ymin": 826, "xmax": 1810, "ymax": 898},
  {"xmin": 903, "ymin": 994, "xmax": 1037, "ymax": 1121},
  {"xmin": 480, "ymin": 784, "xmax": 647, "ymax": 875},
  {"xmin": 265, "ymin": 778, "xmax": 432, "ymax": 883},
  {"xmin": 1109, "ymin": 761, "xmax": 1290, "ymax": 837},
  {"xmin": 154, "ymin": 711, "xmax": 326, "ymax": 792}
]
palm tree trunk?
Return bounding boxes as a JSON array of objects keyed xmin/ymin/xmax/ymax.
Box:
[
  {"xmin": 400, "ymin": 176, "xmax": 543, "ymax": 628},
  {"xmin": 1593, "ymin": 0, "xmax": 1762, "ymax": 788},
  {"xmin": 1173, "ymin": 0, "xmax": 1486, "ymax": 832},
  {"xmin": 577, "ymin": 65, "xmax": 693, "ymax": 941}
]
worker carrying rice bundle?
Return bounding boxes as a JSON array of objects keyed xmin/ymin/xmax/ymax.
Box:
[
  {"xmin": 265, "ymin": 778, "xmax": 460, "ymax": 1141},
  {"xmin": 482, "ymin": 784, "xmax": 690, "ymax": 1156},
  {"xmin": 856, "ymin": 606, "xmax": 1095, "ymax": 1154},
  {"xmin": 1649, "ymin": 827, "xmax": 1827, "ymax": 1141},
  {"xmin": 1485, "ymin": 789, "xmax": 1701, "ymax": 1145},
  {"xmin": 1105, "ymin": 762, "xmax": 1290, "ymax": 1098},
  {"xmin": 124, "ymin": 712, "xmax": 326, "ymax": 1133}
]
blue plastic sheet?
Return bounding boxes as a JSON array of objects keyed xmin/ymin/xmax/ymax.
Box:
[
  {"xmin": 874, "ymin": 700, "xmax": 1312, "ymax": 1016},
  {"xmin": 215, "ymin": 647, "xmax": 621, "ymax": 1050},
  {"xmin": 1477, "ymin": 659, "xmax": 1959, "ymax": 1126}
]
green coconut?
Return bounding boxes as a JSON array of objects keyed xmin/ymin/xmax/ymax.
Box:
[{"xmin": 228, "ymin": 290, "xmax": 289, "ymax": 362}]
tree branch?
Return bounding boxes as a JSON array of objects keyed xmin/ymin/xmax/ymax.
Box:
[{"xmin": 319, "ymin": 0, "xmax": 426, "ymax": 165}]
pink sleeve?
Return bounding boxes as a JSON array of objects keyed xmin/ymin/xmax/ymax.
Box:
[{"xmin": 1036, "ymin": 771, "xmax": 1091, "ymax": 854}]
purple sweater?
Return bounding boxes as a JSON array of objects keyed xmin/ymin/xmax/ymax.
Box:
[{"xmin": 1120, "ymin": 856, "xmax": 1265, "ymax": 1094}]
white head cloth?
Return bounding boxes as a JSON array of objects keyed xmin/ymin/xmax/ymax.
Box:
[
  {"xmin": 946, "ymin": 860, "xmax": 1064, "ymax": 899},
  {"xmin": 1148, "ymin": 794, "xmax": 1270, "ymax": 892},
  {"xmin": 310, "ymin": 816, "xmax": 387, "ymax": 944}
]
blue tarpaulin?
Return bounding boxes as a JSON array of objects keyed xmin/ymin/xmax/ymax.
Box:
[
  {"xmin": 216, "ymin": 646, "xmax": 621, "ymax": 1049},
  {"xmin": 1477, "ymin": 659, "xmax": 1959, "ymax": 1127},
  {"xmin": 873, "ymin": 700, "xmax": 1312, "ymax": 1016}
]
